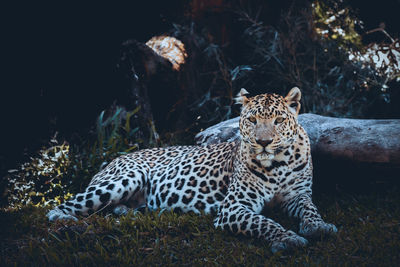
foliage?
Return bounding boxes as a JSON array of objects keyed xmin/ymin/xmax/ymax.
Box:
[
  {"xmin": 1, "ymin": 184, "xmax": 400, "ymax": 265},
  {"xmin": 66, "ymin": 105, "xmax": 142, "ymax": 194},
  {"xmin": 169, "ymin": 0, "xmax": 399, "ymax": 129},
  {"xmin": 2, "ymin": 106, "xmax": 141, "ymax": 209},
  {"xmin": 313, "ymin": 0, "xmax": 363, "ymax": 49},
  {"xmin": 4, "ymin": 141, "xmax": 72, "ymax": 209},
  {"xmin": 312, "ymin": 0, "xmax": 400, "ymax": 110},
  {"xmin": 235, "ymin": 5, "xmax": 376, "ymax": 117}
]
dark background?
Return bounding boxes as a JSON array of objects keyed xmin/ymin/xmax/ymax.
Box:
[
  {"xmin": 1, "ymin": 0, "xmax": 399, "ymax": 175},
  {"xmin": 1, "ymin": 2, "xmax": 178, "ymax": 173}
]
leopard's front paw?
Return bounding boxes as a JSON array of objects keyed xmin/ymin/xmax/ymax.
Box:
[
  {"xmin": 270, "ymin": 230, "xmax": 308, "ymax": 253},
  {"xmin": 299, "ymin": 220, "xmax": 337, "ymax": 237}
]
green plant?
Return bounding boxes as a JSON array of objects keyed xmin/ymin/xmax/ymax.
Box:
[
  {"xmin": 170, "ymin": 0, "xmax": 399, "ymax": 124},
  {"xmin": 3, "ymin": 105, "xmax": 141, "ymax": 210},
  {"xmin": 4, "ymin": 141, "xmax": 72, "ymax": 209},
  {"xmin": 63, "ymin": 105, "xmax": 142, "ymax": 195}
]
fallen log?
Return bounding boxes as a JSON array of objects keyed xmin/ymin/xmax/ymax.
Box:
[{"xmin": 195, "ymin": 113, "xmax": 400, "ymax": 168}]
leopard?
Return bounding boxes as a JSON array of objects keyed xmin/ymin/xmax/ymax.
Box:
[{"xmin": 47, "ymin": 87, "xmax": 337, "ymax": 253}]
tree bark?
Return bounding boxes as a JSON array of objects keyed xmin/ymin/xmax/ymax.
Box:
[{"xmin": 195, "ymin": 114, "xmax": 400, "ymax": 168}]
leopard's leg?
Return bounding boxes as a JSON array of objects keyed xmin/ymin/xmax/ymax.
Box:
[
  {"xmin": 113, "ymin": 190, "xmax": 147, "ymax": 216},
  {"xmin": 214, "ymin": 182, "xmax": 307, "ymax": 253},
  {"xmin": 281, "ymin": 192, "xmax": 337, "ymax": 237},
  {"xmin": 47, "ymin": 163, "xmax": 148, "ymax": 221}
]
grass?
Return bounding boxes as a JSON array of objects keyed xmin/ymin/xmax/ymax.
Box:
[{"xmin": 1, "ymin": 183, "xmax": 399, "ymax": 266}]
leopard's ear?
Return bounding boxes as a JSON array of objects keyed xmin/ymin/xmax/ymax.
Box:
[
  {"xmin": 235, "ymin": 88, "xmax": 249, "ymax": 105},
  {"xmin": 285, "ymin": 87, "xmax": 301, "ymax": 115}
]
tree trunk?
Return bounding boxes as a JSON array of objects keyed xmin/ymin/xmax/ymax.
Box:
[{"xmin": 195, "ymin": 114, "xmax": 400, "ymax": 168}]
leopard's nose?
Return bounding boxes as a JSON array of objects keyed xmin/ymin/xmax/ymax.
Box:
[{"xmin": 256, "ymin": 139, "xmax": 273, "ymax": 147}]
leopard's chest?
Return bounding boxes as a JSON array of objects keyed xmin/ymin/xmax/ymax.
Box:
[{"xmin": 236, "ymin": 148, "xmax": 311, "ymax": 197}]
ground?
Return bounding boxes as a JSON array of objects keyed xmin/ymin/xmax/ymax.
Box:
[{"xmin": 1, "ymin": 182, "xmax": 399, "ymax": 266}]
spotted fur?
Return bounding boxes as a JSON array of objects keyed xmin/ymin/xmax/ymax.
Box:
[{"xmin": 47, "ymin": 87, "xmax": 337, "ymax": 252}]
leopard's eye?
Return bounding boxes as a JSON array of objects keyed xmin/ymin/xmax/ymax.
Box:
[
  {"xmin": 248, "ymin": 116, "xmax": 257, "ymax": 124},
  {"xmin": 275, "ymin": 117, "xmax": 284, "ymax": 124}
]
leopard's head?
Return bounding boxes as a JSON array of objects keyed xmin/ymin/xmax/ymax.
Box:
[{"xmin": 236, "ymin": 87, "xmax": 301, "ymax": 162}]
